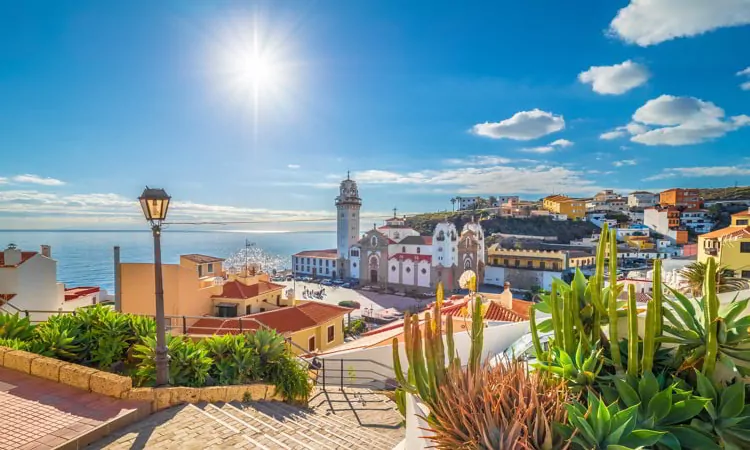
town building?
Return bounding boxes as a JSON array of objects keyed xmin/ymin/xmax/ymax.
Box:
[
  {"xmin": 680, "ymin": 209, "xmax": 713, "ymax": 234},
  {"xmin": 586, "ymin": 197, "xmax": 628, "ymax": 212},
  {"xmin": 587, "ymin": 212, "xmax": 619, "ymax": 229},
  {"xmin": 349, "ymin": 215, "xmax": 485, "ymax": 293},
  {"xmin": 731, "ymin": 208, "xmax": 750, "ymax": 226},
  {"xmin": 659, "ymin": 188, "xmax": 701, "ymax": 209},
  {"xmin": 0, "ymin": 244, "xmax": 107, "ymax": 321},
  {"xmin": 120, "ymin": 253, "xmax": 227, "ymax": 318},
  {"xmin": 188, "ymin": 301, "xmax": 353, "ymax": 354},
  {"xmin": 628, "ymin": 191, "xmax": 659, "ymax": 208},
  {"xmin": 542, "ymin": 195, "xmax": 586, "ymax": 219},
  {"xmin": 335, "ymin": 173, "xmax": 362, "ymax": 279},
  {"xmin": 454, "ymin": 196, "xmax": 519, "ymax": 211},
  {"xmin": 593, "ymin": 189, "xmax": 621, "ymax": 202},
  {"xmin": 698, "ymin": 225, "xmax": 750, "ymax": 279},
  {"xmin": 615, "ymin": 223, "xmax": 651, "ymax": 239},
  {"xmin": 643, "ymin": 207, "xmax": 688, "ymax": 245},
  {"xmin": 484, "ymin": 245, "xmax": 595, "ymax": 290},
  {"xmin": 292, "ymin": 249, "xmax": 338, "ymax": 279}
]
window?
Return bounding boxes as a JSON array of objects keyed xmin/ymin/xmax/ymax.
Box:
[
  {"xmin": 276, "ymin": 295, "xmax": 280, "ymax": 305},
  {"xmin": 416, "ymin": 247, "xmax": 421, "ymax": 254},
  {"xmin": 391, "ymin": 265, "xmax": 396, "ymax": 271},
  {"xmin": 351, "ymin": 249, "xmax": 359, "ymax": 257},
  {"xmin": 308, "ymin": 336, "xmax": 316, "ymax": 352},
  {"xmin": 406, "ymin": 267, "xmax": 411, "ymax": 273},
  {"xmin": 527, "ymin": 261, "xmax": 533, "ymax": 268},
  {"xmin": 326, "ymin": 268, "xmax": 329, "ymax": 274},
  {"xmin": 371, "ymin": 236, "xmax": 377, "ymax": 246},
  {"xmin": 741, "ymin": 270, "xmax": 750, "ymax": 279},
  {"xmin": 260, "ymin": 308, "xmax": 266, "ymax": 312},
  {"xmin": 738, "ymin": 219, "xmax": 749, "ymax": 225},
  {"xmin": 207, "ymin": 263, "xmax": 213, "ymax": 273},
  {"xmin": 553, "ymin": 262, "xmax": 559, "ymax": 271},
  {"xmin": 741, "ymin": 242, "xmax": 750, "ymax": 253},
  {"xmin": 327, "ymin": 325, "xmax": 335, "ymax": 343},
  {"xmin": 402, "ymin": 246, "xmax": 406, "ymax": 252},
  {"xmin": 503, "ymin": 259, "xmax": 509, "ymax": 266},
  {"xmin": 353, "ymin": 262, "xmax": 357, "ymax": 268},
  {"xmin": 421, "ymin": 268, "xmax": 427, "ymax": 274},
  {"xmin": 352, "ymin": 213, "xmax": 356, "ymax": 217},
  {"xmin": 540, "ymin": 262, "xmax": 545, "ymax": 270},
  {"xmin": 515, "ymin": 260, "xmax": 520, "ymax": 267}
]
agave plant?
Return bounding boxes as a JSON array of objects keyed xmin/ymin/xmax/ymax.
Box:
[
  {"xmin": 687, "ymin": 371, "xmax": 750, "ymax": 450},
  {"xmin": 0, "ymin": 312, "xmax": 35, "ymax": 340},
  {"xmin": 201, "ymin": 334, "xmax": 260, "ymax": 384},
  {"xmin": 557, "ymin": 391, "xmax": 666, "ymax": 450},
  {"xmin": 132, "ymin": 335, "xmax": 212, "ymax": 387},
  {"xmin": 680, "ymin": 261, "xmax": 749, "ymax": 297},
  {"xmin": 600, "ymin": 372, "xmax": 711, "ymax": 450},
  {"xmin": 660, "ymin": 257, "xmax": 750, "ymax": 381},
  {"xmin": 426, "ymin": 358, "xmax": 571, "ymax": 450},
  {"xmin": 246, "ymin": 328, "xmax": 286, "ymax": 366},
  {"xmin": 533, "ymin": 338, "xmax": 604, "ymax": 393},
  {"xmin": 32, "ymin": 326, "xmax": 81, "ymax": 360}
]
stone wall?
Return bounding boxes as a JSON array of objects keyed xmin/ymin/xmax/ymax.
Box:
[{"xmin": 0, "ymin": 346, "xmax": 284, "ymax": 413}]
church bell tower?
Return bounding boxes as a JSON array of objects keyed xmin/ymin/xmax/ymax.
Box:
[{"xmin": 335, "ymin": 172, "xmax": 361, "ymax": 279}]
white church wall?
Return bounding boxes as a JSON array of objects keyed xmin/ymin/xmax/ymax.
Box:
[
  {"xmin": 388, "ymin": 260, "xmax": 399, "ymax": 284},
  {"xmin": 417, "ymin": 261, "xmax": 430, "ymax": 287}
]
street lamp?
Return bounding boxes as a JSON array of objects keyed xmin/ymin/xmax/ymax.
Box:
[{"xmin": 138, "ymin": 187, "xmax": 171, "ymax": 386}]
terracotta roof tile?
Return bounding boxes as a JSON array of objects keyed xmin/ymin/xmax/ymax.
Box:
[
  {"xmin": 442, "ymin": 300, "xmax": 527, "ymax": 323},
  {"xmin": 387, "ymin": 253, "xmax": 432, "ymax": 263},
  {"xmin": 181, "ymin": 254, "xmax": 225, "ymax": 264},
  {"xmin": 0, "ymin": 252, "xmax": 37, "ymax": 268},
  {"xmin": 64, "ymin": 286, "xmax": 100, "ymax": 301},
  {"xmin": 293, "ymin": 249, "xmax": 338, "ymax": 258},
  {"xmin": 618, "ymin": 291, "xmax": 652, "ymax": 303},
  {"xmin": 732, "ymin": 210, "xmax": 750, "ymax": 218},
  {"xmin": 187, "ymin": 302, "xmax": 353, "ymax": 335},
  {"xmin": 700, "ymin": 226, "xmax": 750, "ymax": 240},
  {"xmin": 212, "ymin": 280, "xmax": 285, "ymax": 300}
]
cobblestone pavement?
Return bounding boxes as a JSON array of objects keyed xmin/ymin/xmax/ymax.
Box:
[
  {"xmin": 91, "ymin": 388, "xmax": 404, "ymax": 450},
  {"xmin": 0, "ymin": 367, "xmax": 147, "ymax": 450}
]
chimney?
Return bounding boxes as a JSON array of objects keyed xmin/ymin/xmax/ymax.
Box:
[
  {"xmin": 499, "ymin": 281, "xmax": 513, "ymax": 309},
  {"xmin": 41, "ymin": 245, "xmax": 51, "ymax": 258},
  {"xmin": 3, "ymin": 245, "xmax": 21, "ymax": 266}
]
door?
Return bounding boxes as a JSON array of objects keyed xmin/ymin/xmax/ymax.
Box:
[
  {"xmin": 308, "ymin": 336, "xmax": 316, "ymax": 352},
  {"xmin": 370, "ymin": 269, "xmax": 378, "ymax": 283}
]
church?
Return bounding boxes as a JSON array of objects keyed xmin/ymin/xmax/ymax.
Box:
[{"xmin": 292, "ymin": 173, "xmax": 486, "ymax": 293}]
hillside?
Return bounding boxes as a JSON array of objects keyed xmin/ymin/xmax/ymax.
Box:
[
  {"xmin": 404, "ymin": 212, "xmax": 598, "ymax": 243},
  {"xmin": 699, "ymin": 186, "xmax": 750, "ymax": 201}
]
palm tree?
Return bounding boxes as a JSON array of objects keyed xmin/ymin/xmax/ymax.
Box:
[
  {"xmin": 679, "ymin": 261, "xmax": 749, "ymax": 296},
  {"xmin": 450, "ymin": 197, "xmax": 456, "ymax": 212}
]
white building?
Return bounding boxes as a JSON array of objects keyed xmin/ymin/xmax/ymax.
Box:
[
  {"xmin": 291, "ymin": 250, "xmax": 338, "ymax": 279},
  {"xmin": 454, "ymin": 196, "xmax": 519, "ymax": 210},
  {"xmin": 628, "ymin": 191, "xmax": 659, "ymax": 208},
  {"xmin": 0, "ymin": 244, "xmax": 103, "ymax": 321},
  {"xmin": 680, "ymin": 209, "xmax": 713, "ymax": 234},
  {"xmin": 615, "ymin": 224, "xmax": 650, "ymax": 239}
]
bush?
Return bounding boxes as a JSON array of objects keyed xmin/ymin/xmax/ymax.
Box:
[
  {"xmin": 338, "ymin": 300, "xmax": 361, "ymax": 308},
  {"xmin": 132, "ymin": 335, "xmax": 212, "ymax": 387}
]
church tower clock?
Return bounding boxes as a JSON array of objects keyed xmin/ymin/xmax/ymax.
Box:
[{"xmin": 335, "ymin": 172, "xmax": 361, "ymax": 279}]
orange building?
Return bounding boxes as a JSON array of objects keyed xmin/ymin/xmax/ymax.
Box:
[
  {"xmin": 659, "ymin": 188, "xmax": 701, "ymax": 209},
  {"xmin": 731, "ymin": 208, "xmax": 750, "ymax": 226}
]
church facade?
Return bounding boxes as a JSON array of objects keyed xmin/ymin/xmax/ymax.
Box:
[{"xmin": 292, "ymin": 173, "xmax": 486, "ymax": 293}]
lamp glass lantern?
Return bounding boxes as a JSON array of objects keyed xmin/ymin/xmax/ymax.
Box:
[{"xmin": 139, "ymin": 187, "xmax": 171, "ymax": 225}]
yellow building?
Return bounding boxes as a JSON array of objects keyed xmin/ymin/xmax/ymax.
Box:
[
  {"xmin": 486, "ymin": 245, "xmax": 595, "ymax": 271},
  {"xmin": 624, "ymin": 235, "xmax": 656, "ymax": 250},
  {"xmin": 731, "ymin": 209, "xmax": 750, "ymax": 226},
  {"xmin": 698, "ymin": 226, "xmax": 750, "ymax": 279},
  {"xmin": 188, "ymin": 301, "xmax": 354, "ymax": 354},
  {"xmin": 210, "ymin": 274, "xmax": 289, "ymax": 316},
  {"xmin": 542, "ymin": 195, "xmax": 586, "ymax": 219},
  {"xmin": 119, "ymin": 254, "xmax": 226, "ymax": 318}
]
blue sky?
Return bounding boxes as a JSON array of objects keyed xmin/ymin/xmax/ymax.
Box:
[{"xmin": 1, "ymin": 0, "xmax": 749, "ymax": 230}]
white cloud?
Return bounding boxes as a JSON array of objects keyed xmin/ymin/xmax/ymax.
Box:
[
  {"xmin": 550, "ymin": 139, "xmax": 574, "ymax": 147},
  {"xmin": 599, "ymin": 122, "xmax": 649, "ymax": 140},
  {"xmin": 444, "ymin": 156, "xmax": 514, "ymax": 166},
  {"xmin": 521, "ymin": 138, "xmax": 573, "ymax": 154},
  {"xmin": 354, "ymin": 165, "xmax": 601, "ymax": 195},
  {"xmin": 613, "ymin": 159, "xmax": 637, "ymax": 167},
  {"xmin": 609, "ymin": 0, "xmax": 750, "ymax": 46},
  {"xmin": 738, "ymin": 67, "xmax": 750, "ymax": 90},
  {"xmin": 578, "ymin": 60, "xmax": 650, "ymax": 95},
  {"xmin": 629, "ymin": 95, "xmax": 750, "ymax": 146},
  {"xmin": 644, "ymin": 165, "xmax": 750, "ymax": 181},
  {"xmin": 287, "ymin": 164, "xmax": 301, "ymax": 169},
  {"xmin": 11, "ymin": 174, "xmax": 66, "ymax": 186},
  {"xmin": 472, "ymin": 109, "xmax": 565, "ymax": 140},
  {"xmin": 0, "ymin": 177, "xmax": 7, "ymax": 185}
]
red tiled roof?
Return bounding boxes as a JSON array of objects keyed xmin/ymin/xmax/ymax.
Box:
[
  {"xmin": 0, "ymin": 293, "xmax": 16, "ymax": 305},
  {"xmin": 187, "ymin": 302, "xmax": 354, "ymax": 335},
  {"xmin": 181, "ymin": 254, "xmax": 225, "ymax": 264},
  {"xmin": 0, "ymin": 252, "xmax": 37, "ymax": 268},
  {"xmin": 700, "ymin": 226, "xmax": 750, "ymax": 240},
  {"xmin": 293, "ymin": 249, "xmax": 338, "ymax": 259},
  {"xmin": 212, "ymin": 280, "xmax": 285, "ymax": 300},
  {"xmin": 732, "ymin": 210, "xmax": 750, "ymax": 218},
  {"xmin": 398, "ymin": 236, "xmax": 433, "ymax": 246},
  {"xmin": 64, "ymin": 286, "xmax": 100, "ymax": 301},
  {"xmin": 618, "ymin": 291, "xmax": 652, "ymax": 303},
  {"xmin": 387, "ymin": 253, "xmax": 432, "ymax": 263},
  {"xmin": 441, "ymin": 300, "xmax": 528, "ymax": 322}
]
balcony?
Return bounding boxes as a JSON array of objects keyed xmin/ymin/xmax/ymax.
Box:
[{"xmin": 705, "ymin": 248, "xmax": 718, "ymax": 256}]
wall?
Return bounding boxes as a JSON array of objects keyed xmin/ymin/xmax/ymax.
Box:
[
  {"xmin": 484, "ymin": 266, "xmax": 560, "ymax": 290},
  {"xmin": 417, "ymin": 260, "xmax": 430, "ymax": 287},
  {"xmin": 289, "ymin": 316, "xmax": 346, "ymax": 354},
  {"xmin": 13, "ymin": 255, "xmax": 60, "ymax": 313}
]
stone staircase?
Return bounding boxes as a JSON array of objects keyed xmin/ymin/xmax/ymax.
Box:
[{"xmin": 93, "ymin": 388, "xmax": 404, "ymax": 449}]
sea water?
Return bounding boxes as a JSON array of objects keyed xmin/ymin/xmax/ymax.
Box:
[{"xmin": 0, "ymin": 230, "xmax": 335, "ymax": 292}]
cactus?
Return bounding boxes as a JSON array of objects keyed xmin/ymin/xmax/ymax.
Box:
[
  {"xmin": 627, "ymin": 284, "xmax": 639, "ymax": 377},
  {"xmin": 530, "ymin": 304, "xmax": 544, "ymax": 357},
  {"xmin": 642, "ymin": 300, "xmax": 656, "ymax": 374},
  {"xmin": 392, "ymin": 287, "xmax": 485, "ymax": 409},
  {"xmin": 702, "ymin": 257, "xmax": 719, "ymax": 379},
  {"xmin": 608, "ymin": 228, "xmax": 623, "ymax": 371},
  {"xmin": 652, "ymin": 259, "xmax": 663, "ymax": 338},
  {"xmin": 562, "ymin": 290, "xmax": 576, "ymax": 355}
]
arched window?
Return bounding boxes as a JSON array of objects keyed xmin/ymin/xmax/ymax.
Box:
[
  {"xmin": 464, "ymin": 259, "xmax": 472, "ymax": 270},
  {"xmin": 417, "ymin": 247, "xmax": 421, "ymax": 254},
  {"xmin": 421, "ymin": 268, "xmax": 427, "ymax": 274},
  {"xmin": 370, "ymin": 236, "xmax": 377, "ymax": 247},
  {"xmin": 406, "ymin": 267, "xmax": 411, "ymax": 273},
  {"xmin": 402, "ymin": 246, "xmax": 406, "ymax": 253},
  {"xmin": 391, "ymin": 265, "xmax": 396, "ymax": 272}
]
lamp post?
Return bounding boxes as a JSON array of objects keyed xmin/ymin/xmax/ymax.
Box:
[{"xmin": 138, "ymin": 187, "xmax": 171, "ymax": 386}]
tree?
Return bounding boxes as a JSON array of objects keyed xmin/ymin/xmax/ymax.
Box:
[
  {"xmin": 680, "ymin": 261, "xmax": 749, "ymax": 296},
  {"xmin": 488, "ymin": 196, "xmax": 498, "ymax": 207},
  {"xmin": 450, "ymin": 197, "xmax": 457, "ymax": 212}
]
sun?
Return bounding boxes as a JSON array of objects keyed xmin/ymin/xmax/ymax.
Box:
[{"xmin": 229, "ymin": 49, "xmax": 283, "ymax": 94}]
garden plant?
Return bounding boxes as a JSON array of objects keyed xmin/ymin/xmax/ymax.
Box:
[
  {"xmin": 0, "ymin": 305, "xmax": 311, "ymax": 402},
  {"xmin": 394, "ymin": 223, "xmax": 750, "ymax": 449}
]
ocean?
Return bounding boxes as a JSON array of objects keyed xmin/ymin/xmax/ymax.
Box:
[{"xmin": 0, "ymin": 230, "xmax": 336, "ymax": 292}]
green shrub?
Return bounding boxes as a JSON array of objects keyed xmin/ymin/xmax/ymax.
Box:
[
  {"xmin": 201, "ymin": 334, "xmax": 260, "ymax": 385},
  {"xmin": 0, "ymin": 313, "xmax": 35, "ymax": 340},
  {"xmin": 265, "ymin": 354, "xmax": 312, "ymax": 403},
  {"xmin": 246, "ymin": 329, "xmax": 286, "ymax": 368},
  {"xmin": 338, "ymin": 300, "xmax": 361, "ymax": 308},
  {"xmin": 132, "ymin": 335, "xmax": 212, "ymax": 387},
  {"xmin": 0, "ymin": 337, "xmax": 32, "ymax": 351}
]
